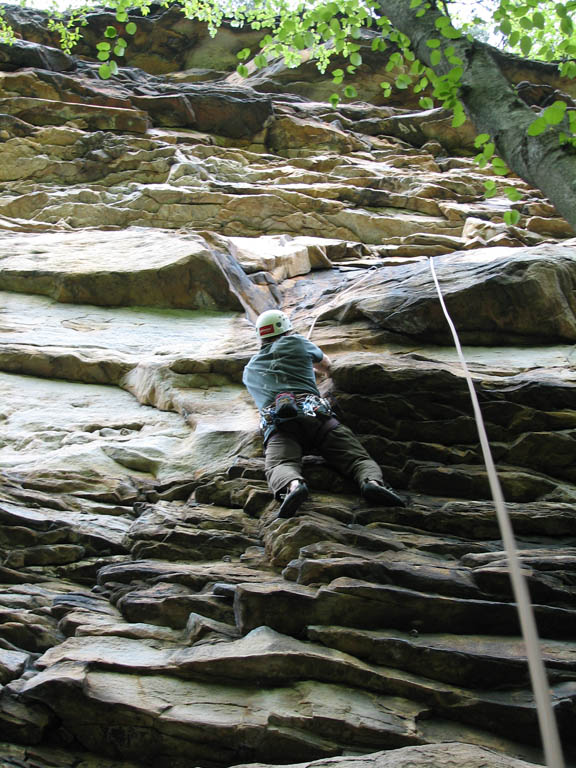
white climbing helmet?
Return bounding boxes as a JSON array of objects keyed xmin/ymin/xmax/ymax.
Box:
[{"xmin": 255, "ymin": 309, "xmax": 292, "ymax": 339}]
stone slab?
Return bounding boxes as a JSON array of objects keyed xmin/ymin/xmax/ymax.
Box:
[
  {"xmin": 319, "ymin": 245, "xmax": 576, "ymax": 344},
  {"xmin": 0, "ymin": 228, "xmax": 270, "ymax": 315},
  {"xmin": 228, "ymin": 742, "xmax": 546, "ymax": 768},
  {"xmin": 0, "ymin": 371, "xmax": 188, "ymax": 485}
]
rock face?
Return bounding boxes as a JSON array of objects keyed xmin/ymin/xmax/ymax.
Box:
[{"xmin": 0, "ymin": 7, "xmax": 575, "ymax": 768}]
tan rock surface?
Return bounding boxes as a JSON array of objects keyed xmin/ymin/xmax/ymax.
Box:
[
  {"xmin": 0, "ymin": 229, "xmax": 271, "ymax": 314},
  {"xmin": 0, "ymin": 7, "xmax": 575, "ymax": 768}
]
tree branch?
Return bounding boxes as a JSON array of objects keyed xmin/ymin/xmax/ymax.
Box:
[{"xmin": 376, "ymin": 0, "xmax": 576, "ymax": 230}]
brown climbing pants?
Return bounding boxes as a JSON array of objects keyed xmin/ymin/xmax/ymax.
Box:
[{"xmin": 264, "ymin": 416, "xmax": 384, "ymax": 498}]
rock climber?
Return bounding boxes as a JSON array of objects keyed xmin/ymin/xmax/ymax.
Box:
[{"xmin": 242, "ymin": 309, "xmax": 407, "ymax": 518}]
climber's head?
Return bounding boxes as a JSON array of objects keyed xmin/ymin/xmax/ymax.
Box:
[{"xmin": 255, "ymin": 310, "xmax": 292, "ymax": 342}]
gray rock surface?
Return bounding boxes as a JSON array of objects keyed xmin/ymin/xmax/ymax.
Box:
[{"xmin": 0, "ymin": 6, "xmax": 574, "ymax": 768}]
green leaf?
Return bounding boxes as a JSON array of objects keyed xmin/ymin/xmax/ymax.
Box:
[
  {"xmin": 320, "ymin": 3, "xmax": 338, "ymax": 21},
  {"xmin": 329, "ymin": 92, "xmax": 340, "ymax": 108},
  {"xmin": 561, "ymin": 60, "xmax": 576, "ymax": 78},
  {"xmin": 561, "ymin": 15, "xmax": 574, "ymax": 35},
  {"xmin": 474, "ymin": 133, "xmax": 490, "ymax": 147},
  {"xmin": 519, "ymin": 16, "xmax": 533, "ymax": 29},
  {"xmin": 484, "ymin": 180, "xmax": 497, "ymax": 197},
  {"xmin": 116, "ymin": 11, "xmax": 127, "ymax": 22},
  {"xmin": 104, "ymin": 26, "xmax": 117, "ymax": 38},
  {"xmin": 109, "ymin": 60, "xmax": 118, "ymax": 75},
  {"xmin": 380, "ymin": 81, "xmax": 392, "ymax": 97},
  {"xmin": 532, "ymin": 11, "xmax": 545, "ymax": 28},
  {"xmin": 96, "ymin": 41, "xmax": 111, "ymax": 50},
  {"xmin": 237, "ymin": 47, "xmax": 251, "ymax": 61},
  {"xmin": 97, "ymin": 50, "xmax": 110, "ymax": 61},
  {"xmin": 98, "ymin": 62, "xmax": 111, "ymax": 79},
  {"xmin": 126, "ymin": 22, "xmax": 137, "ymax": 35},
  {"xmin": 426, "ymin": 38, "xmax": 441, "ymax": 47},
  {"xmin": 505, "ymin": 187, "xmax": 523, "ymax": 201},
  {"xmin": 527, "ymin": 116, "xmax": 547, "ymax": 135},
  {"xmin": 395, "ymin": 74, "xmax": 412, "ymax": 89},
  {"xmin": 115, "ymin": 37, "xmax": 127, "ymax": 49},
  {"xmin": 492, "ymin": 157, "xmax": 509, "ymax": 175},
  {"xmin": 332, "ymin": 68, "xmax": 344, "ymax": 78},
  {"xmin": 253, "ymin": 54, "xmax": 267, "ymax": 68},
  {"xmin": 410, "ymin": 0, "xmax": 423, "ymax": 7},
  {"xmin": 430, "ymin": 49, "xmax": 442, "ymax": 66},
  {"xmin": 555, "ymin": 2, "xmax": 567, "ymax": 16},
  {"xmin": 504, "ymin": 210, "xmax": 521, "ymax": 226},
  {"xmin": 344, "ymin": 85, "xmax": 358, "ymax": 98},
  {"xmin": 349, "ymin": 52, "xmax": 362, "ymax": 66},
  {"xmin": 520, "ymin": 35, "xmax": 532, "ymax": 56},
  {"xmin": 442, "ymin": 26, "xmax": 461, "ymax": 39},
  {"xmin": 500, "ymin": 18, "xmax": 512, "ymax": 34},
  {"xmin": 447, "ymin": 66, "xmax": 463, "ymax": 81},
  {"xmin": 452, "ymin": 110, "xmax": 466, "ymax": 127},
  {"xmin": 237, "ymin": 63, "xmax": 249, "ymax": 77},
  {"xmin": 483, "ymin": 142, "xmax": 495, "ymax": 160},
  {"xmin": 419, "ymin": 96, "xmax": 434, "ymax": 109},
  {"xmin": 543, "ymin": 100, "xmax": 567, "ymax": 125},
  {"xmin": 113, "ymin": 45, "xmax": 124, "ymax": 56},
  {"xmin": 293, "ymin": 33, "xmax": 305, "ymax": 50},
  {"xmin": 509, "ymin": 30, "xmax": 520, "ymax": 46}
]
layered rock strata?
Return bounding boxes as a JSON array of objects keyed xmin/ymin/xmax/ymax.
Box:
[{"xmin": 0, "ymin": 6, "xmax": 575, "ymax": 768}]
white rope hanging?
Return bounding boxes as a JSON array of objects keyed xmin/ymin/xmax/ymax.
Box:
[{"xmin": 428, "ymin": 255, "xmax": 565, "ymax": 768}]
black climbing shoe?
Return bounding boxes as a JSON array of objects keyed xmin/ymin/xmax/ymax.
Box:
[
  {"xmin": 278, "ymin": 481, "xmax": 309, "ymax": 518},
  {"xmin": 361, "ymin": 480, "xmax": 406, "ymax": 508}
]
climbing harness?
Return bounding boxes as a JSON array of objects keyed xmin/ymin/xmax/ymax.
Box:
[
  {"xmin": 428, "ymin": 256, "xmax": 565, "ymax": 768},
  {"xmin": 260, "ymin": 392, "xmax": 334, "ymax": 433}
]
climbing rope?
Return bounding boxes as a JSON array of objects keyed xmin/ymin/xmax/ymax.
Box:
[{"xmin": 428, "ymin": 256, "xmax": 565, "ymax": 768}]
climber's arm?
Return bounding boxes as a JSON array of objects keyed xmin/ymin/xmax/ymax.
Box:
[{"xmin": 314, "ymin": 353, "xmax": 332, "ymax": 377}]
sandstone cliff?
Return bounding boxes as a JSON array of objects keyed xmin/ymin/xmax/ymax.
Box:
[{"xmin": 0, "ymin": 6, "xmax": 575, "ymax": 768}]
